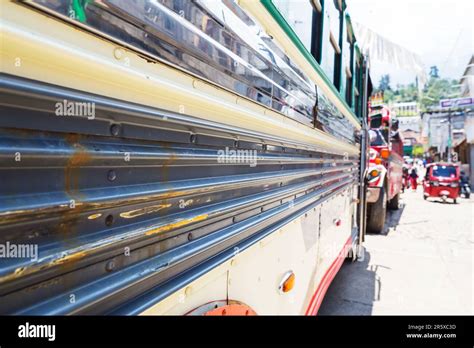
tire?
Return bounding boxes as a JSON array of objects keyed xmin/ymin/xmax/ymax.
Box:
[
  {"xmin": 453, "ymin": 198, "xmax": 457, "ymax": 204},
  {"xmin": 466, "ymin": 193, "xmax": 470, "ymax": 199},
  {"xmin": 367, "ymin": 186, "xmax": 386, "ymax": 234},
  {"xmin": 388, "ymin": 192, "xmax": 400, "ymax": 210}
]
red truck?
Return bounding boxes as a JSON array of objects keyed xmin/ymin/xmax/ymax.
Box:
[{"xmin": 365, "ymin": 101, "xmax": 404, "ymax": 233}]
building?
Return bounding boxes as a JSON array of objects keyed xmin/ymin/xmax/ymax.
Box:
[
  {"xmin": 422, "ymin": 111, "xmax": 468, "ymax": 157},
  {"xmin": 402, "ymin": 129, "xmax": 422, "ymax": 156},
  {"xmin": 391, "ymin": 101, "xmax": 419, "ymax": 117},
  {"xmin": 459, "ymin": 55, "xmax": 474, "ymax": 188},
  {"xmin": 398, "ymin": 116, "xmax": 421, "ymax": 132},
  {"xmin": 460, "ymin": 55, "xmax": 474, "ymax": 98},
  {"xmin": 391, "ymin": 101, "xmax": 422, "ymax": 156}
]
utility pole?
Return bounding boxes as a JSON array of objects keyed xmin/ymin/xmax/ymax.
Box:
[{"xmin": 447, "ymin": 111, "xmax": 452, "ymax": 162}]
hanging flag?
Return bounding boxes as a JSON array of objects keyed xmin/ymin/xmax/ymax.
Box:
[{"xmin": 353, "ymin": 22, "xmax": 427, "ymax": 88}]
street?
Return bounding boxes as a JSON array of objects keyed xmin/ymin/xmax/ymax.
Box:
[{"xmin": 319, "ymin": 188, "xmax": 474, "ymax": 315}]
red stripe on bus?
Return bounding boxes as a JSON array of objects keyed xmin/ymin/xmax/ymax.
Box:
[{"xmin": 305, "ymin": 236, "xmax": 352, "ymax": 315}]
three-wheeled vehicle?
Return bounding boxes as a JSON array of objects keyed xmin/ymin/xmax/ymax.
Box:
[{"xmin": 423, "ymin": 163, "xmax": 460, "ymax": 203}]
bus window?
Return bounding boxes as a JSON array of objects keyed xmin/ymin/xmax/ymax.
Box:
[
  {"xmin": 320, "ymin": 0, "xmax": 342, "ymax": 86},
  {"xmin": 345, "ymin": 67, "xmax": 352, "ymax": 106},
  {"xmin": 311, "ymin": 0, "xmax": 324, "ymax": 64},
  {"xmin": 354, "ymin": 49, "xmax": 363, "ymax": 119},
  {"xmin": 344, "ymin": 15, "xmax": 355, "ymax": 106},
  {"xmin": 330, "ymin": 1, "xmax": 343, "ymax": 90},
  {"xmin": 273, "ymin": 0, "xmax": 316, "ymax": 52},
  {"xmin": 345, "ymin": 47, "xmax": 354, "ymax": 107}
]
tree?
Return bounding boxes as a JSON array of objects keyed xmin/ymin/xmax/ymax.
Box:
[
  {"xmin": 378, "ymin": 74, "xmax": 391, "ymax": 91},
  {"xmin": 375, "ymin": 67, "xmax": 460, "ymax": 111},
  {"xmin": 429, "ymin": 65, "xmax": 439, "ymax": 79},
  {"xmin": 382, "ymin": 81, "xmax": 418, "ymax": 104},
  {"xmin": 420, "ymin": 77, "xmax": 459, "ymax": 109}
]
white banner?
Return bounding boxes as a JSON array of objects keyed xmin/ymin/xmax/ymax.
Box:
[{"xmin": 354, "ymin": 22, "xmax": 427, "ymax": 87}]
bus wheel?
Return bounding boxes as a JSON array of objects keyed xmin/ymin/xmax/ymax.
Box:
[
  {"xmin": 367, "ymin": 187, "xmax": 386, "ymax": 234},
  {"xmin": 388, "ymin": 192, "xmax": 399, "ymax": 210}
]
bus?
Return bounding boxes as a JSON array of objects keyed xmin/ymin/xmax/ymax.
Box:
[{"xmin": 0, "ymin": 0, "xmax": 373, "ymax": 315}]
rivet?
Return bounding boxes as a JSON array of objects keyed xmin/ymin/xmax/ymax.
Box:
[
  {"xmin": 105, "ymin": 214, "xmax": 114, "ymax": 226},
  {"xmin": 113, "ymin": 48, "xmax": 124, "ymax": 59},
  {"xmin": 107, "ymin": 170, "xmax": 117, "ymax": 181},
  {"xmin": 110, "ymin": 124, "xmax": 120, "ymax": 136},
  {"xmin": 105, "ymin": 260, "xmax": 115, "ymax": 272}
]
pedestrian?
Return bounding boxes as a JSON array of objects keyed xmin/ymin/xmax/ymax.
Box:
[
  {"xmin": 410, "ymin": 168, "xmax": 418, "ymax": 190},
  {"xmin": 402, "ymin": 166, "xmax": 409, "ymax": 192}
]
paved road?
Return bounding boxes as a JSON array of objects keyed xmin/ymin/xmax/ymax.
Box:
[{"xmin": 319, "ymin": 187, "xmax": 473, "ymax": 315}]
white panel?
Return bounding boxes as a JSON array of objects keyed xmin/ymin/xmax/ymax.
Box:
[{"xmin": 227, "ymin": 207, "xmax": 321, "ymax": 314}]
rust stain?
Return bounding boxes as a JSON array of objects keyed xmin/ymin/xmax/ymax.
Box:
[
  {"xmin": 120, "ymin": 203, "xmax": 172, "ymax": 219},
  {"xmin": 50, "ymin": 251, "xmax": 88, "ymax": 266},
  {"xmin": 64, "ymin": 146, "xmax": 91, "ymax": 198},
  {"xmin": 145, "ymin": 214, "xmax": 208, "ymax": 236},
  {"xmin": 87, "ymin": 213, "xmax": 103, "ymax": 220},
  {"xmin": 0, "ymin": 267, "xmax": 26, "ymax": 284},
  {"xmin": 159, "ymin": 146, "xmax": 178, "ymax": 218},
  {"xmin": 53, "ymin": 134, "xmax": 92, "ymax": 277}
]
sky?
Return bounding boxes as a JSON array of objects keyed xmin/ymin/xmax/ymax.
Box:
[{"xmin": 347, "ymin": 0, "xmax": 474, "ymax": 87}]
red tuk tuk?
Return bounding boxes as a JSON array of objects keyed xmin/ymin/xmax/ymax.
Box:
[{"xmin": 423, "ymin": 163, "xmax": 460, "ymax": 203}]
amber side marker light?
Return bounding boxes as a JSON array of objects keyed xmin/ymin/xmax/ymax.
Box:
[
  {"xmin": 279, "ymin": 271, "xmax": 296, "ymax": 294},
  {"xmin": 369, "ymin": 169, "xmax": 379, "ymax": 177},
  {"xmin": 380, "ymin": 148, "xmax": 390, "ymax": 159},
  {"xmin": 374, "ymin": 158, "xmax": 382, "ymax": 165}
]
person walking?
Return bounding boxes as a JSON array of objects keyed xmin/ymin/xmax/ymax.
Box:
[
  {"xmin": 410, "ymin": 168, "xmax": 418, "ymax": 191},
  {"xmin": 402, "ymin": 165, "xmax": 409, "ymax": 192}
]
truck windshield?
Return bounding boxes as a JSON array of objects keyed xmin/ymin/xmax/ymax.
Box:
[
  {"xmin": 432, "ymin": 166, "xmax": 457, "ymax": 178},
  {"xmin": 369, "ymin": 130, "xmax": 387, "ymax": 146}
]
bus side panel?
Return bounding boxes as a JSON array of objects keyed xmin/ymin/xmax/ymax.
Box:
[
  {"xmin": 139, "ymin": 265, "xmax": 228, "ymax": 315},
  {"xmin": 141, "ymin": 186, "xmax": 355, "ymax": 316},
  {"xmin": 0, "ymin": 1, "xmax": 363, "ymax": 315},
  {"xmin": 138, "ymin": 206, "xmax": 320, "ymax": 315},
  {"xmin": 227, "ymin": 188, "xmax": 355, "ymax": 316},
  {"xmin": 226, "ymin": 206, "xmax": 321, "ymax": 315}
]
